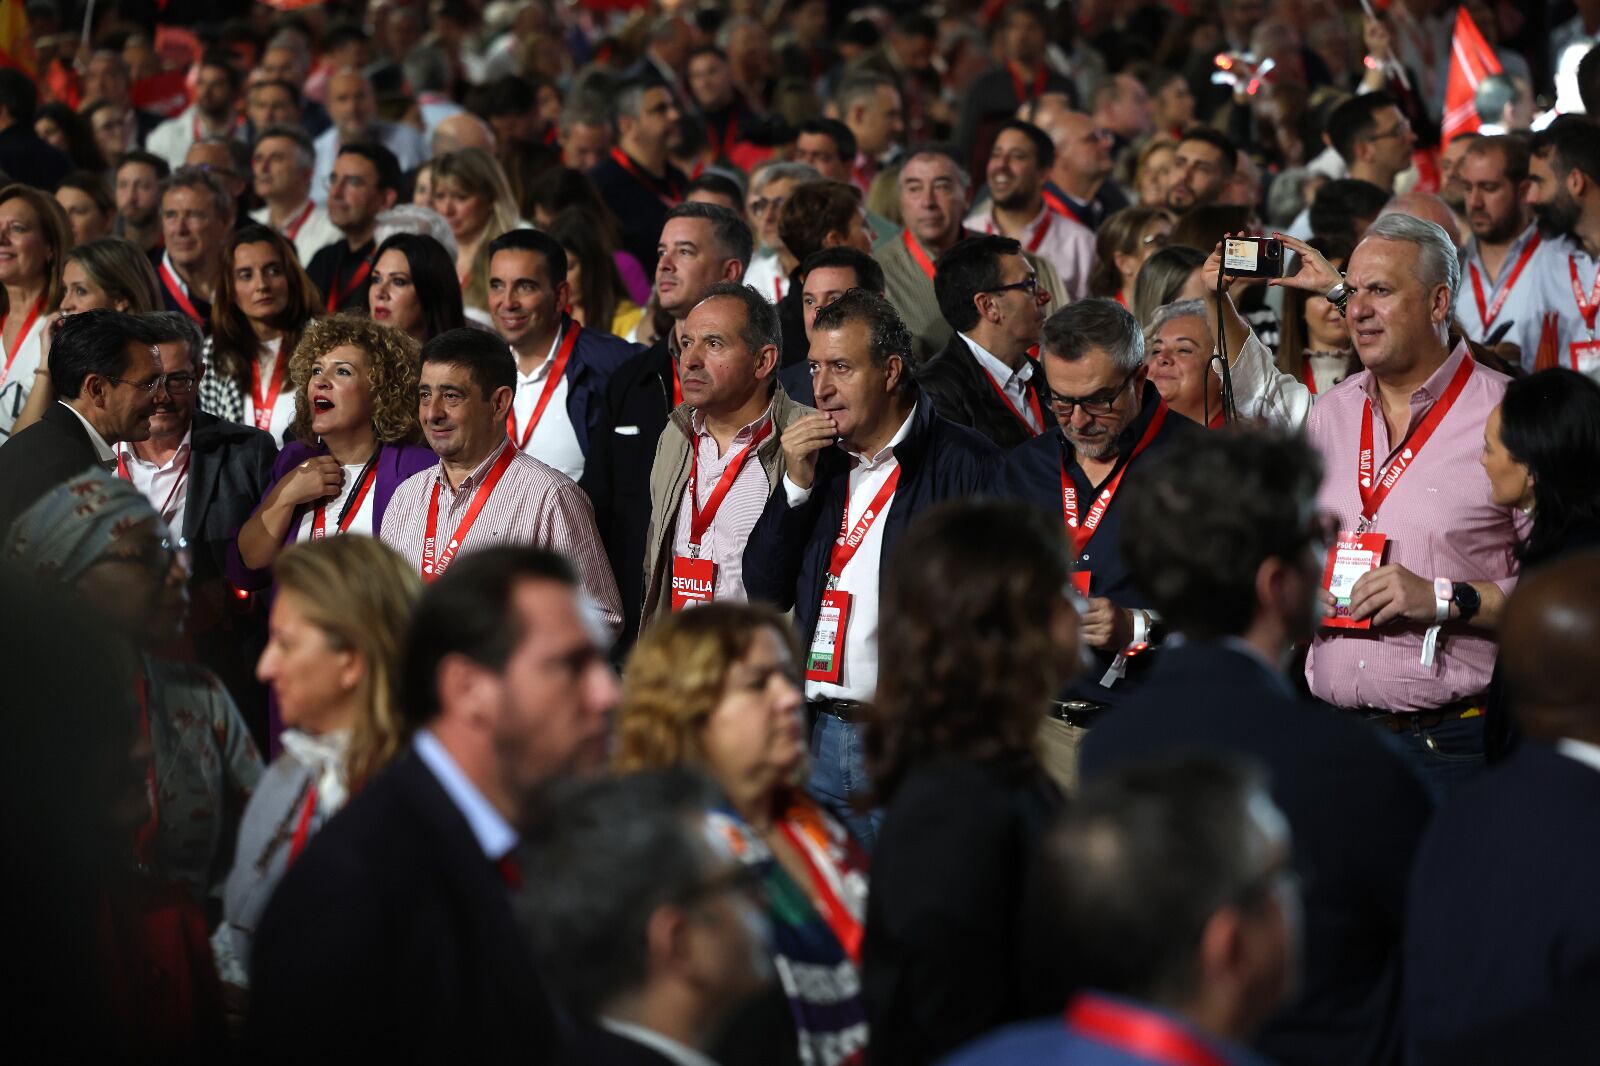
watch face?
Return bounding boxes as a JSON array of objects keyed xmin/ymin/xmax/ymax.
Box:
[{"xmin": 1453, "ymin": 582, "xmax": 1481, "ymax": 610}]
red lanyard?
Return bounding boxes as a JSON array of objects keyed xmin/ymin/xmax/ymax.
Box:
[
  {"xmin": 1302, "ymin": 359, "xmax": 1318, "ymax": 396},
  {"xmin": 251, "ymin": 349, "xmax": 289, "ymax": 433},
  {"xmin": 507, "ymin": 325, "xmax": 581, "ymax": 450},
  {"xmin": 1570, "ymin": 255, "xmax": 1600, "ymax": 336},
  {"xmin": 1042, "ymin": 186, "xmax": 1084, "ymax": 225},
  {"xmin": 983, "ymin": 213, "xmax": 1052, "ymax": 253},
  {"xmin": 160, "ymin": 259, "xmax": 204, "ymax": 324},
  {"xmin": 133, "ymin": 667, "xmax": 159, "ymax": 866},
  {"xmin": 826, "ymin": 465, "xmax": 902, "ymax": 582},
  {"xmin": 773, "ymin": 275, "xmax": 784, "ymax": 302},
  {"xmin": 902, "ymin": 229, "xmax": 936, "ymax": 280},
  {"xmin": 671, "ymin": 361, "xmax": 683, "ymax": 407},
  {"xmin": 687, "ymin": 421, "xmax": 773, "ymax": 549},
  {"xmin": 1357, "ymin": 354, "xmax": 1475, "ymax": 529},
  {"xmin": 311, "ymin": 463, "xmax": 377, "ymax": 539},
  {"xmin": 326, "ymin": 256, "xmax": 373, "ymax": 313},
  {"xmin": 1064, "ymin": 995, "xmax": 1230, "ymax": 1066},
  {"xmin": 116, "ymin": 447, "xmax": 190, "ymax": 525},
  {"xmin": 1469, "ymin": 233, "xmax": 1540, "ymax": 329},
  {"xmin": 609, "ymin": 148, "xmax": 681, "ymax": 206},
  {"xmin": 421, "ymin": 445, "xmax": 517, "ymax": 581},
  {"xmin": 1008, "ymin": 61, "xmax": 1047, "ymax": 103},
  {"xmin": 979, "ymin": 365, "xmax": 1044, "ymax": 435},
  {"xmin": 708, "ymin": 114, "xmax": 740, "ymax": 159},
  {"xmin": 1114, "ymin": 290, "xmax": 1127, "ymax": 308},
  {"xmin": 287, "ymin": 781, "xmax": 318, "ymax": 866},
  {"xmin": 1060, "ymin": 401, "xmax": 1169, "ymax": 556},
  {"xmin": 281, "ymin": 201, "xmax": 315, "ymax": 241},
  {"xmin": 0, "ymin": 295, "xmax": 43, "ymax": 386},
  {"xmin": 1207, "ymin": 406, "xmax": 1225, "ymax": 429}
]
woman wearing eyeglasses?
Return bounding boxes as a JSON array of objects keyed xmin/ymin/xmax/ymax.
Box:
[
  {"xmin": 1089, "ymin": 206, "xmax": 1172, "ymax": 309},
  {"xmin": 198, "ymin": 225, "xmax": 322, "ymax": 445},
  {"xmin": 230, "ymin": 315, "xmax": 433, "ymax": 588},
  {"xmin": 0, "ymin": 184, "xmax": 71, "ymax": 442},
  {"xmin": 616, "ymin": 603, "xmax": 871, "ymax": 1066}
]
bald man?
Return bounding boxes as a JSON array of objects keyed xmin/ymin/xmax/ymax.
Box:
[
  {"xmin": 1405, "ymin": 553, "xmax": 1600, "ymax": 1065},
  {"xmin": 1035, "ymin": 109, "xmax": 1129, "ymax": 231},
  {"xmin": 432, "ymin": 112, "xmax": 497, "ymax": 156},
  {"xmin": 311, "ymin": 69, "xmax": 428, "ymax": 204},
  {"xmin": 1380, "ymin": 192, "xmax": 1463, "ymax": 249}
]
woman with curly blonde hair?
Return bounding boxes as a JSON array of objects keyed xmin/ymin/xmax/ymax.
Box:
[
  {"xmin": 229, "ymin": 314, "xmax": 435, "ymax": 589},
  {"xmin": 616, "ymin": 603, "xmax": 870, "ymax": 1066},
  {"xmin": 214, "ymin": 534, "xmax": 420, "ymax": 992}
]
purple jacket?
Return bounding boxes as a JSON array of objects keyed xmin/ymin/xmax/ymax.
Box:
[{"xmin": 226, "ymin": 440, "xmax": 436, "ymax": 591}]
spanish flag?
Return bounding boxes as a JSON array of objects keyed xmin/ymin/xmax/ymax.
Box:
[{"xmin": 0, "ymin": 0, "xmax": 35, "ymax": 78}]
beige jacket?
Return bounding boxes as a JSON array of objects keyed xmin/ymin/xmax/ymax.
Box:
[{"xmin": 640, "ymin": 383, "xmax": 815, "ymax": 628}]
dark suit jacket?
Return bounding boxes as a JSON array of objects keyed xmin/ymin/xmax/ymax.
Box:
[
  {"xmin": 864, "ymin": 754, "xmax": 1063, "ymax": 1066},
  {"xmin": 564, "ymin": 316, "xmax": 643, "ymax": 457},
  {"xmin": 1081, "ymin": 642, "xmax": 1433, "ymax": 1066},
  {"xmin": 180, "ymin": 412, "xmax": 277, "ymax": 747},
  {"xmin": 0, "ymin": 123, "xmax": 70, "ymax": 191},
  {"xmin": 917, "ymin": 333, "xmax": 1051, "ymax": 452},
  {"xmin": 0, "ymin": 402, "xmax": 103, "ymax": 536},
  {"xmin": 742, "ymin": 398, "xmax": 1002, "ymax": 649},
  {"xmin": 579, "ymin": 337, "xmax": 675, "ymax": 656},
  {"xmin": 1405, "ymin": 741, "xmax": 1600, "ymax": 1066},
  {"xmin": 559, "ymin": 1024, "xmax": 681, "ymax": 1066},
  {"xmin": 587, "ymin": 152, "xmax": 687, "ymax": 279},
  {"xmin": 249, "ymin": 751, "xmax": 565, "ymax": 1058}
]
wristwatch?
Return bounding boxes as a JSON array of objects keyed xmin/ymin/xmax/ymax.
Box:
[
  {"xmin": 1325, "ymin": 279, "xmax": 1351, "ymax": 317},
  {"xmin": 1451, "ymin": 581, "xmax": 1481, "ymax": 623}
]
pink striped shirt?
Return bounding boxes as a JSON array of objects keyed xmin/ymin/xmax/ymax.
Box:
[
  {"xmin": 1304, "ymin": 342, "xmax": 1528, "ymax": 711},
  {"xmin": 380, "ymin": 440, "xmax": 623, "ymax": 628}
]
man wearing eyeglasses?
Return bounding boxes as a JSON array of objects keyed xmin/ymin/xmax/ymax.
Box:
[
  {"xmin": 306, "ymin": 143, "xmax": 401, "ymax": 314},
  {"xmin": 249, "ymin": 125, "xmax": 342, "ymax": 270},
  {"xmin": 922, "ymin": 235, "xmax": 1053, "ymax": 451},
  {"xmin": 0, "ymin": 310, "xmax": 168, "ymax": 536},
  {"xmin": 966, "ymin": 120, "xmax": 1096, "ymax": 301},
  {"xmin": 999, "ymin": 298, "xmax": 1201, "ymax": 785},
  {"xmin": 1326, "ymin": 92, "xmax": 1416, "ymax": 198},
  {"xmin": 115, "ymin": 312, "xmax": 278, "ymax": 750},
  {"xmin": 1034, "ymin": 109, "xmax": 1131, "ymax": 232}
]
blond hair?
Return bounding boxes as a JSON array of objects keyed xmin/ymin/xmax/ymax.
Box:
[
  {"xmin": 273, "ymin": 536, "xmax": 421, "ymax": 788},
  {"xmin": 431, "ymin": 147, "xmax": 520, "ymax": 311},
  {"xmin": 287, "ymin": 313, "xmax": 422, "ymax": 445}
]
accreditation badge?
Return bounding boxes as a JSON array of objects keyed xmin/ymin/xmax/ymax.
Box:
[
  {"xmin": 804, "ymin": 590, "xmax": 851, "ymax": 683},
  {"xmin": 671, "ymin": 555, "xmax": 716, "ymax": 611},
  {"xmin": 1571, "ymin": 339, "xmax": 1600, "ymax": 375},
  {"xmin": 1070, "ymin": 571, "xmax": 1092, "ymax": 596},
  {"xmin": 1320, "ymin": 531, "xmax": 1387, "ymax": 629}
]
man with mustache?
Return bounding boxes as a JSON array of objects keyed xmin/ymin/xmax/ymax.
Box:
[
  {"xmin": 379, "ymin": 328, "xmax": 622, "ymax": 631},
  {"xmin": 1524, "ymin": 116, "xmax": 1600, "ymax": 379},
  {"xmin": 1455, "ymin": 137, "xmax": 1543, "ymax": 370}
]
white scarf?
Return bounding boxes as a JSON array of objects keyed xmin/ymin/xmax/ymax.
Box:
[{"xmin": 279, "ymin": 728, "xmax": 353, "ymax": 814}]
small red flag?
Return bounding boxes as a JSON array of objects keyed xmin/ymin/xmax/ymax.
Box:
[{"xmin": 1442, "ymin": 6, "xmax": 1502, "ymax": 145}]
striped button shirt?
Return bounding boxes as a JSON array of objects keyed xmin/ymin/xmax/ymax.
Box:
[{"xmin": 380, "ymin": 440, "xmax": 623, "ymax": 629}]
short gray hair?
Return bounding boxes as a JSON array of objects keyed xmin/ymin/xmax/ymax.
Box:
[
  {"xmin": 1360, "ymin": 212, "xmax": 1460, "ymax": 317},
  {"xmin": 159, "ymin": 166, "xmax": 233, "ymax": 222},
  {"xmin": 373, "ymin": 204, "xmax": 458, "ymax": 258},
  {"xmin": 751, "ymin": 161, "xmax": 822, "ymax": 194},
  {"xmin": 141, "ymin": 310, "xmax": 206, "ymax": 365},
  {"xmin": 257, "ymin": 124, "xmax": 316, "ymax": 172},
  {"xmin": 1144, "ymin": 298, "xmax": 1210, "ymax": 351},
  {"xmin": 1042, "ymin": 298, "xmax": 1145, "ymax": 371},
  {"xmin": 695, "ymin": 281, "xmax": 782, "ymax": 355}
]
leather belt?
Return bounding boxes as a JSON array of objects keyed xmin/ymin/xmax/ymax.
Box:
[
  {"xmin": 809, "ymin": 697, "xmax": 868, "ymax": 723},
  {"xmin": 1339, "ymin": 695, "xmax": 1487, "ymax": 734}
]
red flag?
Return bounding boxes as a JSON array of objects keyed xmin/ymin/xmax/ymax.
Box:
[{"xmin": 1442, "ymin": 6, "xmax": 1502, "ymax": 145}]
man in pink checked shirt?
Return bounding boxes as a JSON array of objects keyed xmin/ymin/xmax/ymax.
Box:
[{"xmin": 1280, "ymin": 213, "xmax": 1528, "ymax": 803}]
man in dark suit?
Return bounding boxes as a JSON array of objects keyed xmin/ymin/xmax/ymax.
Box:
[
  {"xmin": 0, "ymin": 70, "xmax": 70, "ymax": 192},
  {"xmin": 1405, "ymin": 553, "xmax": 1600, "ymax": 1066},
  {"xmin": 922, "ymin": 235, "xmax": 1054, "ymax": 452},
  {"xmin": 118, "ymin": 313, "xmax": 276, "ymax": 748},
  {"xmin": 0, "ymin": 311, "xmax": 165, "ymax": 535},
  {"xmin": 526, "ymin": 771, "xmax": 771, "ymax": 1066},
  {"xmin": 586, "ymin": 81, "xmax": 688, "ymax": 275},
  {"xmin": 250, "ymin": 547, "xmax": 620, "ymax": 1058},
  {"xmin": 580, "ymin": 203, "xmax": 750, "ymax": 654},
  {"xmin": 744, "ymin": 290, "xmax": 1001, "ymax": 844},
  {"xmin": 1079, "ymin": 430, "xmax": 1433, "ymax": 1066}
]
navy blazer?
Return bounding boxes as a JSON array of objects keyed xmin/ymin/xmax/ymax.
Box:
[
  {"xmin": 0, "ymin": 402, "xmax": 102, "ymax": 536},
  {"xmin": 742, "ymin": 398, "xmax": 1002, "ymax": 649},
  {"xmin": 250, "ymin": 750, "xmax": 567, "ymax": 1058},
  {"xmin": 563, "ymin": 316, "xmax": 641, "ymax": 457},
  {"xmin": 917, "ymin": 333, "xmax": 1052, "ymax": 453},
  {"xmin": 1081, "ymin": 642, "xmax": 1433, "ymax": 1066},
  {"xmin": 999, "ymin": 385, "xmax": 1201, "ymax": 705},
  {"xmin": 1405, "ymin": 741, "xmax": 1600, "ymax": 1066}
]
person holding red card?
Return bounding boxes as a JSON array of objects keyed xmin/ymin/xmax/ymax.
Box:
[{"xmin": 1281, "ymin": 213, "xmax": 1527, "ymax": 802}]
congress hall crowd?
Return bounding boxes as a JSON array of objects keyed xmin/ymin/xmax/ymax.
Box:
[{"xmin": 5, "ymin": 0, "xmax": 1600, "ymax": 1062}]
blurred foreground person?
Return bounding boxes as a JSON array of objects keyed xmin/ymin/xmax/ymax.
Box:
[{"xmin": 943, "ymin": 759, "xmax": 1298, "ymax": 1066}]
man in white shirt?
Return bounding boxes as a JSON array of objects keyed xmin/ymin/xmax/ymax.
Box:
[
  {"xmin": 248, "ymin": 125, "xmax": 341, "ymax": 268},
  {"xmin": 523, "ymin": 772, "xmax": 769, "ymax": 1066},
  {"xmin": 743, "ymin": 291, "xmax": 1001, "ymax": 845},
  {"xmin": 740, "ymin": 161, "xmax": 820, "ymax": 304},
  {"xmin": 311, "ymin": 69, "xmax": 429, "ymax": 205},
  {"xmin": 965, "ymin": 119, "xmax": 1095, "ymax": 300},
  {"xmin": 1455, "ymin": 136, "xmax": 1544, "ymax": 368},
  {"xmin": 146, "ymin": 52, "xmax": 245, "ymax": 169}
]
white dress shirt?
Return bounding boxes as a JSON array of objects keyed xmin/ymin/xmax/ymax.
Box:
[
  {"xmin": 118, "ymin": 428, "xmax": 193, "ymax": 532},
  {"xmin": 598, "ymin": 1019, "xmax": 720, "ymax": 1066},
  {"xmin": 292, "ymin": 460, "xmax": 377, "ymax": 542},
  {"xmin": 511, "ymin": 326, "xmax": 586, "ymax": 483},
  {"xmin": 0, "ymin": 310, "xmax": 55, "ymax": 441},
  {"xmin": 250, "ymin": 200, "xmax": 343, "ymax": 272},
  {"xmin": 743, "ymin": 249, "xmax": 790, "ymax": 304},
  {"xmin": 787, "ymin": 403, "xmax": 918, "ymax": 703},
  {"xmin": 959, "ymin": 333, "xmax": 1042, "ymax": 433},
  {"xmin": 412, "ymin": 729, "xmax": 517, "ymax": 861}
]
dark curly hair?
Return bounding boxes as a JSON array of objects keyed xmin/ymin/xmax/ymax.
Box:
[
  {"xmin": 869, "ymin": 500, "xmax": 1076, "ymax": 803},
  {"xmin": 286, "ymin": 314, "xmax": 422, "ymax": 445}
]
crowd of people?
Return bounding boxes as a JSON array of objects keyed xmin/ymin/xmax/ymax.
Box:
[{"xmin": 4, "ymin": 0, "xmax": 1600, "ymax": 1062}]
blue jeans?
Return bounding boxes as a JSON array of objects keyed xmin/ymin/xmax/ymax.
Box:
[
  {"xmin": 1371, "ymin": 712, "xmax": 1487, "ymax": 807},
  {"xmin": 807, "ymin": 712, "xmax": 882, "ymax": 851}
]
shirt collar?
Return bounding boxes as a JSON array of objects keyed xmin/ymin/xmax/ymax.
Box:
[
  {"xmin": 59, "ymin": 401, "xmax": 117, "ymax": 463},
  {"xmin": 120, "ymin": 427, "xmax": 193, "ymax": 471},
  {"xmin": 1466, "ymin": 221, "xmax": 1540, "ymax": 277},
  {"xmin": 516, "ymin": 324, "xmax": 564, "ymax": 385},
  {"xmin": 960, "ymin": 333, "xmax": 1034, "ymax": 389},
  {"xmin": 598, "ymin": 1020, "xmax": 720, "ymax": 1066},
  {"xmin": 845, "ymin": 399, "xmax": 918, "ymax": 469},
  {"xmin": 690, "ymin": 399, "xmax": 775, "ymax": 443},
  {"xmin": 1358, "ymin": 340, "xmax": 1470, "ymax": 408},
  {"xmin": 440, "ymin": 439, "xmax": 512, "ymax": 494},
  {"xmin": 412, "ymin": 729, "xmax": 518, "ymax": 861}
]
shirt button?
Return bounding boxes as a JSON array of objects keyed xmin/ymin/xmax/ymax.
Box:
[{"xmin": 1358, "ymin": 660, "xmax": 1366, "ymax": 669}]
